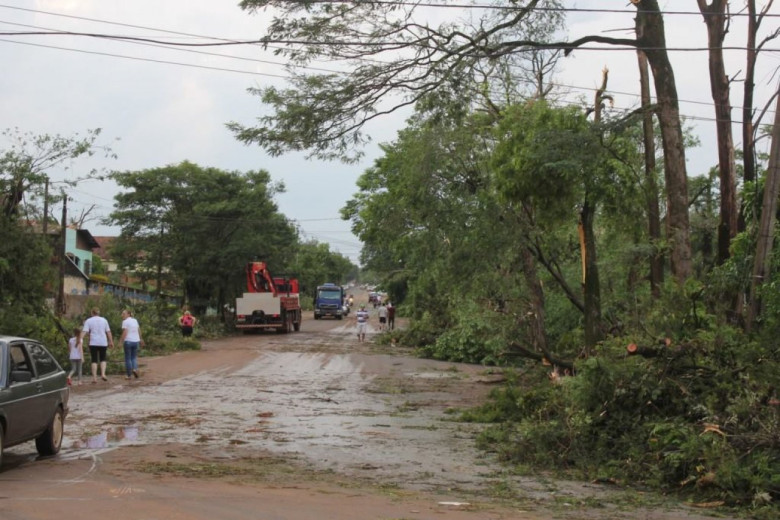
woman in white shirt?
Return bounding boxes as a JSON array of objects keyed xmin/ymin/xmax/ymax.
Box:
[{"xmin": 119, "ymin": 309, "xmax": 144, "ymax": 379}]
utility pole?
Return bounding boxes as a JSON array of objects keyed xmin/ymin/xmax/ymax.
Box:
[
  {"xmin": 56, "ymin": 193, "xmax": 67, "ymax": 317},
  {"xmin": 42, "ymin": 177, "xmax": 49, "ymax": 235},
  {"xmin": 156, "ymin": 224, "xmax": 164, "ymax": 298}
]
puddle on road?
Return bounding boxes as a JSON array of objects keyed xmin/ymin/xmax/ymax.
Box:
[
  {"xmin": 72, "ymin": 426, "xmax": 140, "ymax": 449},
  {"xmin": 62, "ymin": 332, "xmax": 493, "ymax": 492}
]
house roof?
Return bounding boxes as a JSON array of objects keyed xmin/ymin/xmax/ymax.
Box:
[
  {"xmin": 91, "ymin": 236, "xmax": 117, "ymax": 260},
  {"xmin": 76, "ymin": 229, "xmax": 101, "ymax": 249}
]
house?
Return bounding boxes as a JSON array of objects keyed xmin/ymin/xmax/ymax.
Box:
[
  {"xmin": 92, "ymin": 236, "xmax": 118, "ymax": 274},
  {"xmin": 65, "ymin": 228, "xmax": 100, "ymax": 278}
]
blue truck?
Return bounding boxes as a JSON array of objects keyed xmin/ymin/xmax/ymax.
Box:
[{"xmin": 313, "ymin": 283, "xmax": 346, "ymax": 320}]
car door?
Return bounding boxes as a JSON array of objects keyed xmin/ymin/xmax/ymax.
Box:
[
  {"xmin": 24, "ymin": 341, "xmax": 63, "ymax": 437},
  {"xmin": 1, "ymin": 342, "xmax": 39, "ymax": 444}
]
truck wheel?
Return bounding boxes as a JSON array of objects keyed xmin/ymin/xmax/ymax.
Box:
[
  {"xmin": 293, "ymin": 312, "xmax": 301, "ymax": 332},
  {"xmin": 278, "ymin": 311, "xmax": 291, "ymax": 333}
]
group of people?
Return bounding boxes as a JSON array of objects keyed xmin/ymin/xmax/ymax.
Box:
[
  {"xmin": 353, "ymin": 300, "xmax": 395, "ymax": 342},
  {"xmin": 67, "ymin": 307, "xmax": 197, "ymax": 385},
  {"xmin": 67, "ymin": 297, "xmax": 390, "ymax": 382}
]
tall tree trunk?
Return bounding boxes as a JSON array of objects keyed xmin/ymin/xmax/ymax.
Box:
[
  {"xmin": 637, "ymin": 50, "xmax": 663, "ymax": 297},
  {"xmin": 746, "ymin": 91, "xmax": 780, "ymax": 332},
  {"xmin": 634, "ymin": 0, "xmax": 692, "ymax": 283},
  {"xmin": 739, "ymin": 0, "xmax": 776, "ymax": 231},
  {"xmin": 520, "ymin": 243, "xmax": 549, "ymax": 355},
  {"xmin": 697, "ymin": 0, "xmax": 738, "ymax": 264},
  {"xmin": 580, "ymin": 198, "xmax": 602, "ymax": 352},
  {"xmin": 740, "ymin": 0, "xmax": 759, "ymax": 231}
]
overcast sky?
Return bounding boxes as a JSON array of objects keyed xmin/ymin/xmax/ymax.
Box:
[{"xmin": 1, "ymin": 1, "xmax": 778, "ymax": 265}]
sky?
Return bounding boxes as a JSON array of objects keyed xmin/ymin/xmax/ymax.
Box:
[{"xmin": 1, "ymin": 1, "xmax": 778, "ymax": 266}]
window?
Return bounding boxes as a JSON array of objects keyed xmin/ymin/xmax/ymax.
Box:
[
  {"xmin": 10, "ymin": 344, "xmax": 31, "ymax": 374},
  {"xmin": 28, "ymin": 343, "xmax": 58, "ymax": 376}
]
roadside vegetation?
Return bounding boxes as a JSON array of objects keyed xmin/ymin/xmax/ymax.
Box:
[
  {"xmin": 0, "ymin": 140, "xmax": 357, "ymax": 372},
  {"xmin": 2, "ymin": 1, "xmax": 779, "ymax": 518}
]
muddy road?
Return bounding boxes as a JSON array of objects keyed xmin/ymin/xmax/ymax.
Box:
[{"xmin": 1, "ymin": 313, "xmax": 731, "ymax": 519}]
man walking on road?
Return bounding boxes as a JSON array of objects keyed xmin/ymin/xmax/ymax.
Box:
[
  {"xmin": 78, "ymin": 307, "xmax": 114, "ymax": 383},
  {"xmin": 386, "ymin": 301, "xmax": 395, "ymax": 330},
  {"xmin": 355, "ymin": 304, "xmax": 370, "ymax": 342}
]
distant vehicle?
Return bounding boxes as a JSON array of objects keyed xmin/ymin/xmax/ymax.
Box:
[
  {"xmin": 0, "ymin": 336, "xmax": 70, "ymax": 468},
  {"xmin": 314, "ymin": 283, "xmax": 346, "ymax": 320},
  {"xmin": 368, "ymin": 292, "xmax": 379, "ymax": 304},
  {"xmin": 235, "ymin": 261, "xmax": 302, "ymax": 333}
]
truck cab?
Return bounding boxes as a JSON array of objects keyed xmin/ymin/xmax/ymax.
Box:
[{"xmin": 313, "ymin": 283, "xmax": 345, "ymax": 320}]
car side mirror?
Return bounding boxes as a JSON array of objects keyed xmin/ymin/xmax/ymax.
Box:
[{"xmin": 11, "ymin": 370, "xmax": 33, "ymax": 383}]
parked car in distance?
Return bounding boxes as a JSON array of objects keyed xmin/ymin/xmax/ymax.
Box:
[{"xmin": 0, "ymin": 335, "xmax": 69, "ymax": 468}]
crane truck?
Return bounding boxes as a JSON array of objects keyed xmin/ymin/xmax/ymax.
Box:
[{"xmin": 235, "ymin": 261, "xmax": 302, "ymax": 333}]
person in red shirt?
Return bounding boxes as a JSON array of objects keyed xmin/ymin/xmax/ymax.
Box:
[
  {"xmin": 178, "ymin": 310, "xmax": 197, "ymax": 337},
  {"xmin": 386, "ymin": 301, "xmax": 395, "ymax": 330}
]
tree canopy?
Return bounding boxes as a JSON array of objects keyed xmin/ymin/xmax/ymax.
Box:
[{"xmin": 109, "ymin": 161, "xmax": 297, "ymax": 311}]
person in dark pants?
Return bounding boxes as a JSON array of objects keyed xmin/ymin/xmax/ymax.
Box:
[
  {"xmin": 386, "ymin": 301, "xmax": 396, "ymax": 330},
  {"xmin": 78, "ymin": 307, "xmax": 114, "ymax": 383},
  {"xmin": 178, "ymin": 310, "xmax": 197, "ymax": 337}
]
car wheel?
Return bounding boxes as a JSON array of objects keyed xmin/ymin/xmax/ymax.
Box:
[
  {"xmin": 0, "ymin": 425, "xmax": 4, "ymax": 468},
  {"xmin": 35, "ymin": 407, "xmax": 64, "ymax": 457}
]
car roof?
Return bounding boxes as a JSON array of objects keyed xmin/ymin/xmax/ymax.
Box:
[{"xmin": 0, "ymin": 335, "xmax": 36, "ymax": 343}]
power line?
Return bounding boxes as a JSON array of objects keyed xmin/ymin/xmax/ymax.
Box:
[
  {"xmin": 0, "ymin": 37, "xmax": 289, "ymax": 79},
  {"xmin": 0, "ymin": 19, "xmax": 342, "ymax": 74},
  {"xmin": 1, "ymin": 27, "xmax": 777, "ymax": 53},
  {"xmin": 0, "ymin": 4, "xmax": 776, "ymax": 144},
  {"xmin": 0, "ymin": 4, "xmax": 775, "ymax": 117}
]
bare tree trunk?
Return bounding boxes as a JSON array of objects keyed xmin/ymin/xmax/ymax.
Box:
[
  {"xmin": 520, "ymin": 243, "xmax": 549, "ymax": 355},
  {"xmin": 634, "ymin": 0, "xmax": 692, "ymax": 283},
  {"xmin": 637, "ymin": 50, "xmax": 663, "ymax": 297},
  {"xmin": 580, "ymin": 199, "xmax": 602, "ymax": 352},
  {"xmin": 746, "ymin": 90, "xmax": 780, "ymax": 332},
  {"xmin": 740, "ymin": 0, "xmax": 759, "ymax": 230},
  {"xmin": 739, "ymin": 0, "xmax": 777, "ymax": 231},
  {"xmin": 697, "ymin": 0, "xmax": 738, "ymax": 264}
]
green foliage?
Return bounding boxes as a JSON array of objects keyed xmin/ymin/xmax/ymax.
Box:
[
  {"xmin": 0, "ymin": 127, "xmax": 115, "ymax": 218},
  {"xmin": 469, "ymin": 319, "xmax": 780, "ymax": 509},
  {"xmin": 109, "ymin": 161, "xmax": 297, "ymax": 314},
  {"xmin": 419, "ymin": 300, "xmax": 507, "ymax": 364},
  {"xmin": 289, "ymin": 240, "xmax": 356, "ymax": 299}
]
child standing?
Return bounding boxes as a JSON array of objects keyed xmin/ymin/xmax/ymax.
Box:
[{"xmin": 68, "ymin": 327, "xmax": 83, "ymax": 385}]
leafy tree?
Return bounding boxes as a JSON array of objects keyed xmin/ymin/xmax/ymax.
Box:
[
  {"xmin": 108, "ymin": 161, "xmax": 297, "ymax": 313},
  {"xmin": 289, "ymin": 240, "xmax": 356, "ymax": 300},
  {"xmin": 0, "ymin": 128, "xmax": 114, "ymax": 219},
  {"xmin": 230, "ymin": 0, "xmax": 564, "ymax": 161},
  {"xmin": 0, "ymin": 215, "xmax": 56, "ymax": 335},
  {"xmin": 0, "ymin": 128, "xmax": 114, "ymax": 341}
]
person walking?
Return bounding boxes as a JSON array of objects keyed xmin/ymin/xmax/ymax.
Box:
[
  {"xmin": 178, "ymin": 310, "xmax": 197, "ymax": 337},
  {"xmin": 377, "ymin": 303, "xmax": 388, "ymax": 331},
  {"xmin": 67, "ymin": 327, "xmax": 83, "ymax": 386},
  {"xmin": 386, "ymin": 301, "xmax": 395, "ymax": 330},
  {"xmin": 355, "ymin": 304, "xmax": 370, "ymax": 342},
  {"xmin": 119, "ymin": 309, "xmax": 143, "ymax": 380},
  {"xmin": 78, "ymin": 307, "xmax": 114, "ymax": 383}
]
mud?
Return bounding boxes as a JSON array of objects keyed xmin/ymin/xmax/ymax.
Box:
[{"xmin": 0, "ymin": 312, "xmax": 734, "ymax": 519}]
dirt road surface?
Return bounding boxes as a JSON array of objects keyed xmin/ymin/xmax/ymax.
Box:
[{"xmin": 1, "ymin": 312, "xmax": 732, "ymax": 519}]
